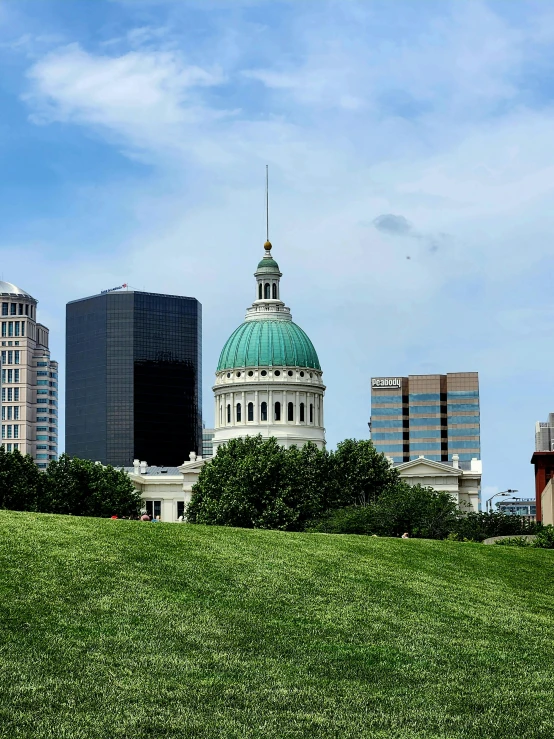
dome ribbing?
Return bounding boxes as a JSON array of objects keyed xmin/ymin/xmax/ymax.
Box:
[{"xmin": 217, "ymin": 319, "xmax": 321, "ymax": 371}]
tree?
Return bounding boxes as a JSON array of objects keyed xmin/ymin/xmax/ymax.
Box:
[
  {"xmin": 0, "ymin": 446, "xmax": 42, "ymax": 512},
  {"xmin": 371, "ymin": 483, "xmax": 459, "ymax": 539},
  {"xmin": 327, "ymin": 439, "xmax": 400, "ymax": 509},
  {"xmin": 187, "ymin": 436, "xmax": 329, "ymax": 530},
  {"xmin": 42, "ymin": 454, "xmax": 142, "ymax": 517}
]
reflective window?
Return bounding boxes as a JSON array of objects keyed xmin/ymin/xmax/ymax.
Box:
[
  {"xmin": 409, "ymin": 430, "xmax": 442, "ymax": 439},
  {"xmin": 448, "ymin": 416, "xmax": 479, "ymax": 425},
  {"xmin": 409, "ymin": 406, "xmax": 442, "ymax": 414},
  {"xmin": 371, "ymin": 395, "xmax": 402, "ymax": 404},
  {"xmin": 409, "ymin": 394, "xmax": 440, "ymax": 401},
  {"xmin": 372, "ymin": 432, "xmax": 403, "ymax": 440}
]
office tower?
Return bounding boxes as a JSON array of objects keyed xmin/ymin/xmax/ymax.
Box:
[
  {"xmin": 66, "ymin": 288, "xmax": 202, "ymax": 467},
  {"xmin": 370, "ymin": 372, "xmax": 480, "ymax": 464},
  {"xmin": 202, "ymin": 426, "xmax": 215, "ymax": 458},
  {"xmin": 0, "ymin": 281, "xmax": 58, "ymax": 468},
  {"xmin": 535, "ymin": 414, "xmax": 554, "ymax": 451}
]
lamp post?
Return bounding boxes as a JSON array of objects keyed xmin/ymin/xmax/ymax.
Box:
[{"xmin": 486, "ymin": 489, "xmax": 518, "ymax": 513}]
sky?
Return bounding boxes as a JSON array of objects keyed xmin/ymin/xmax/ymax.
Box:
[{"xmin": 1, "ymin": 0, "xmax": 553, "ymax": 503}]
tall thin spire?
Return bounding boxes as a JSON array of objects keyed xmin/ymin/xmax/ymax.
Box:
[{"xmin": 264, "ymin": 165, "xmax": 272, "ymax": 252}]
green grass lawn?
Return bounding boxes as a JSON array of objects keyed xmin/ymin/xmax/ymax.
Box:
[{"xmin": 1, "ymin": 511, "xmax": 554, "ymax": 738}]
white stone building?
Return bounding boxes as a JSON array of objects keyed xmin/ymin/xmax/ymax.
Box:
[
  {"xmin": 0, "ymin": 281, "xmax": 58, "ymax": 467},
  {"xmin": 212, "ymin": 240, "xmax": 325, "ymax": 452},
  {"xmin": 394, "ymin": 454, "xmax": 482, "ymax": 513}
]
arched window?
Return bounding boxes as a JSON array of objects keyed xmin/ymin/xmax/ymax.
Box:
[
  {"xmin": 287, "ymin": 402, "xmax": 294, "ymax": 422},
  {"xmin": 264, "ymin": 283, "xmax": 270, "ymax": 299},
  {"xmin": 236, "ymin": 403, "xmax": 242, "ymax": 422},
  {"xmin": 248, "ymin": 402, "xmax": 254, "ymax": 421},
  {"xmin": 227, "ymin": 404, "xmax": 231, "ymax": 423},
  {"xmin": 274, "ymin": 401, "xmax": 281, "ymax": 421},
  {"xmin": 309, "ymin": 403, "xmax": 313, "ymax": 423},
  {"xmin": 300, "ymin": 402, "xmax": 305, "ymax": 422},
  {"xmin": 272, "ymin": 283, "xmax": 277, "ymax": 299},
  {"xmin": 258, "ymin": 283, "xmax": 262, "ymax": 300},
  {"xmin": 261, "ymin": 401, "xmax": 267, "ymax": 421}
]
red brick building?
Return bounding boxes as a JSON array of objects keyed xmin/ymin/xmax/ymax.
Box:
[{"xmin": 530, "ymin": 451, "xmax": 554, "ymax": 521}]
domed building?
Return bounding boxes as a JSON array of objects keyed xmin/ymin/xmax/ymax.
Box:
[{"xmin": 212, "ymin": 241, "xmax": 325, "ymax": 452}]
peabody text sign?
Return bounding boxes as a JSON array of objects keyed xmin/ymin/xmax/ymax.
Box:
[{"xmin": 371, "ymin": 377, "xmax": 401, "ymax": 389}]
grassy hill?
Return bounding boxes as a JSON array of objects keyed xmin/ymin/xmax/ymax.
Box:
[{"xmin": 1, "ymin": 511, "xmax": 554, "ymax": 738}]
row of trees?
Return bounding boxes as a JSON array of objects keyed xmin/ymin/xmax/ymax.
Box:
[
  {"xmin": 188, "ymin": 436, "xmax": 541, "ymax": 540},
  {"xmin": 0, "ymin": 448, "xmax": 141, "ymax": 517}
]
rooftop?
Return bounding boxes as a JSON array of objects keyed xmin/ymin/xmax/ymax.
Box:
[{"xmin": 0, "ymin": 280, "xmax": 34, "ymax": 299}]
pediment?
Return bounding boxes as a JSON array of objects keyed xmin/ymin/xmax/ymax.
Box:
[{"xmin": 396, "ymin": 458, "xmax": 462, "ymax": 477}]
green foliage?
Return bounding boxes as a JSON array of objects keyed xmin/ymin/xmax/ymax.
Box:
[
  {"xmin": 450, "ymin": 511, "xmax": 541, "ymax": 543},
  {"xmin": 0, "ymin": 447, "xmax": 43, "ymax": 512},
  {"xmin": 3, "ymin": 511, "xmax": 554, "ymax": 738},
  {"xmin": 0, "ymin": 449, "xmax": 141, "ymax": 517},
  {"xmin": 532, "ymin": 525, "xmax": 554, "ymax": 549},
  {"xmin": 312, "ymin": 483, "xmax": 459, "ymax": 539},
  {"xmin": 494, "ymin": 536, "xmax": 532, "ymax": 547},
  {"xmin": 308, "ymin": 504, "xmax": 378, "ymax": 535},
  {"xmin": 187, "ymin": 436, "xmax": 329, "ymax": 530},
  {"xmin": 327, "ymin": 438, "xmax": 400, "ymax": 508}
]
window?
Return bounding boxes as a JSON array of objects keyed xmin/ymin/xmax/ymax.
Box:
[
  {"xmin": 8, "ymin": 322, "xmax": 13, "ymax": 337},
  {"xmin": 261, "ymin": 402, "xmax": 267, "ymax": 421},
  {"xmin": 37, "ymin": 435, "xmax": 48, "ymax": 441},
  {"xmin": 448, "ymin": 415, "xmax": 479, "ymax": 425},
  {"xmin": 25, "ymin": 304, "xmax": 28, "ymax": 316},
  {"xmin": 1, "ymin": 303, "xmax": 7, "ymax": 316},
  {"xmin": 372, "ymin": 395, "xmax": 403, "ymax": 404},
  {"xmin": 14, "ymin": 351, "xmax": 19, "ymax": 365},
  {"xmin": 272, "ymin": 283, "xmax": 277, "ymax": 299},
  {"xmin": 177, "ymin": 501, "xmax": 185, "ymax": 519},
  {"xmin": 236, "ymin": 403, "xmax": 242, "ymax": 422},
  {"xmin": 309, "ymin": 403, "xmax": 313, "ymax": 423},
  {"xmin": 447, "ymin": 403, "xmax": 479, "ymax": 412},
  {"xmin": 6, "ymin": 444, "xmax": 11, "ymax": 452},
  {"xmin": 13, "ymin": 426, "xmax": 18, "ymax": 439},
  {"xmin": 227, "ymin": 404, "xmax": 231, "ymax": 423},
  {"xmin": 274, "ymin": 401, "xmax": 281, "ymax": 421},
  {"xmin": 409, "ymin": 430, "xmax": 442, "ymax": 439},
  {"xmin": 264, "ymin": 283, "xmax": 270, "ymax": 299},
  {"xmin": 37, "ymin": 427, "xmax": 48, "ymax": 432},
  {"xmin": 20, "ymin": 322, "xmax": 24, "ymax": 337},
  {"xmin": 288, "ymin": 402, "xmax": 294, "ymax": 422},
  {"xmin": 409, "ymin": 405, "xmax": 442, "ymax": 414},
  {"xmin": 37, "ymin": 445, "xmax": 48, "ymax": 450},
  {"xmin": 258, "ymin": 284, "xmax": 262, "ymax": 299},
  {"xmin": 373, "ymin": 432, "xmax": 403, "ymax": 440},
  {"xmin": 18, "ymin": 304, "xmax": 23, "ymax": 315},
  {"xmin": 14, "ymin": 369, "xmax": 18, "ymax": 383},
  {"xmin": 145, "ymin": 500, "xmax": 162, "ymax": 519},
  {"xmin": 37, "ymin": 362, "xmax": 48, "ymax": 367},
  {"xmin": 37, "ymin": 380, "xmax": 48, "ymax": 386},
  {"xmin": 37, "ymin": 371, "xmax": 48, "ymax": 376},
  {"xmin": 6, "ymin": 426, "xmax": 11, "ymax": 439},
  {"xmin": 0, "ymin": 323, "xmax": 4, "ymax": 337},
  {"xmin": 13, "ymin": 388, "xmax": 18, "ymax": 401},
  {"xmin": 10, "ymin": 304, "xmax": 16, "ymax": 316},
  {"xmin": 448, "ymin": 427, "xmax": 480, "ymax": 437},
  {"xmin": 14, "ymin": 322, "xmax": 19, "ymax": 337},
  {"xmin": 36, "ymin": 454, "xmax": 48, "ymax": 460},
  {"xmin": 300, "ymin": 403, "xmax": 305, "ymax": 422},
  {"xmin": 248, "ymin": 402, "xmax": 254, "ymax": 421}
]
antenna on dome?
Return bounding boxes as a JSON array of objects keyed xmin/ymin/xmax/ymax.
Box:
[{"xmin": 263, "ymin": 165, "xmax": 272, "ymax": 253}]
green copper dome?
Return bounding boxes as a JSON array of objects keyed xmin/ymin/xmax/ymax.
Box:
[
  {"xmin": 257, "ymin": 257, "xmax": 280, "ymax": 270},
  {"xmin": 217, "ymin": 319, "xmax": 321, "ymax": 371}
]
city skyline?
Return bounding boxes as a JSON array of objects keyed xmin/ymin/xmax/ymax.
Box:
[{"xmin": 2, "ymin": 1, "xmax": 554, "ymax": 498}]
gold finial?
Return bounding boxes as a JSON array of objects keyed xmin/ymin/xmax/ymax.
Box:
[{"xmin": 264, "ymin": 240, "xmax": 272, "ymax": 251}]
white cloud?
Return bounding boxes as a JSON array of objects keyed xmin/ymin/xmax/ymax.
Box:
[{"xmin": 25, "ymin": 44, "xmax": 227, "ymax": 156}]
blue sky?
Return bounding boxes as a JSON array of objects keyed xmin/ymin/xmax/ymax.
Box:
[{"xmin": 1, "ymin": 0, "xmax": 554, "ymax": 501}]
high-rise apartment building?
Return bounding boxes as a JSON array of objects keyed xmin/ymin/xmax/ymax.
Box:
[
  {"xmin": 202, "ymin": 426, "xmax": 215, "ymax": 458},
  {"xmin": 370, "ymin": 372, "xmax": 480, "ymax": 464},
  {"xmin": 535, "ymin": 414, "xmax": 554, "ymax": 451},
  {"xmin": 0, "ymin": 281, "xmax": 58, "ymax": 468},
  {"xmin": 66, "ymin": 288, "xmax": 202, "ymax": 467}
]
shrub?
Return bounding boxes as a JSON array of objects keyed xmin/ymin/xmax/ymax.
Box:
[
  {"xmin": 494, "ymin": 537, "xmax": 531, "ymax": 547},
  {"xmin": 532, "ymin": 525, "xmax": 554, "ymax": 549},
  {"xmin": 450, "ymin": 512, "xmax": 541, "ymax": 543}
]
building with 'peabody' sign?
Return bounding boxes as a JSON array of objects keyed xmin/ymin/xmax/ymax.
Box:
[{"xmin": 370, "ymin": 372, "xmax": 480, "ymax": 465}]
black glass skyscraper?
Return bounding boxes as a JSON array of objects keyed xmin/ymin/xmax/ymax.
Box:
[{"xmin": 66, "ymin": 290, "xmax": 201, "ymax": 467}]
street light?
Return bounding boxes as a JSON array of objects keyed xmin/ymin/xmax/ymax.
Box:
[{"xmin": 486, "ymin": 489, "xmax": 518, "ymax": 513}]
